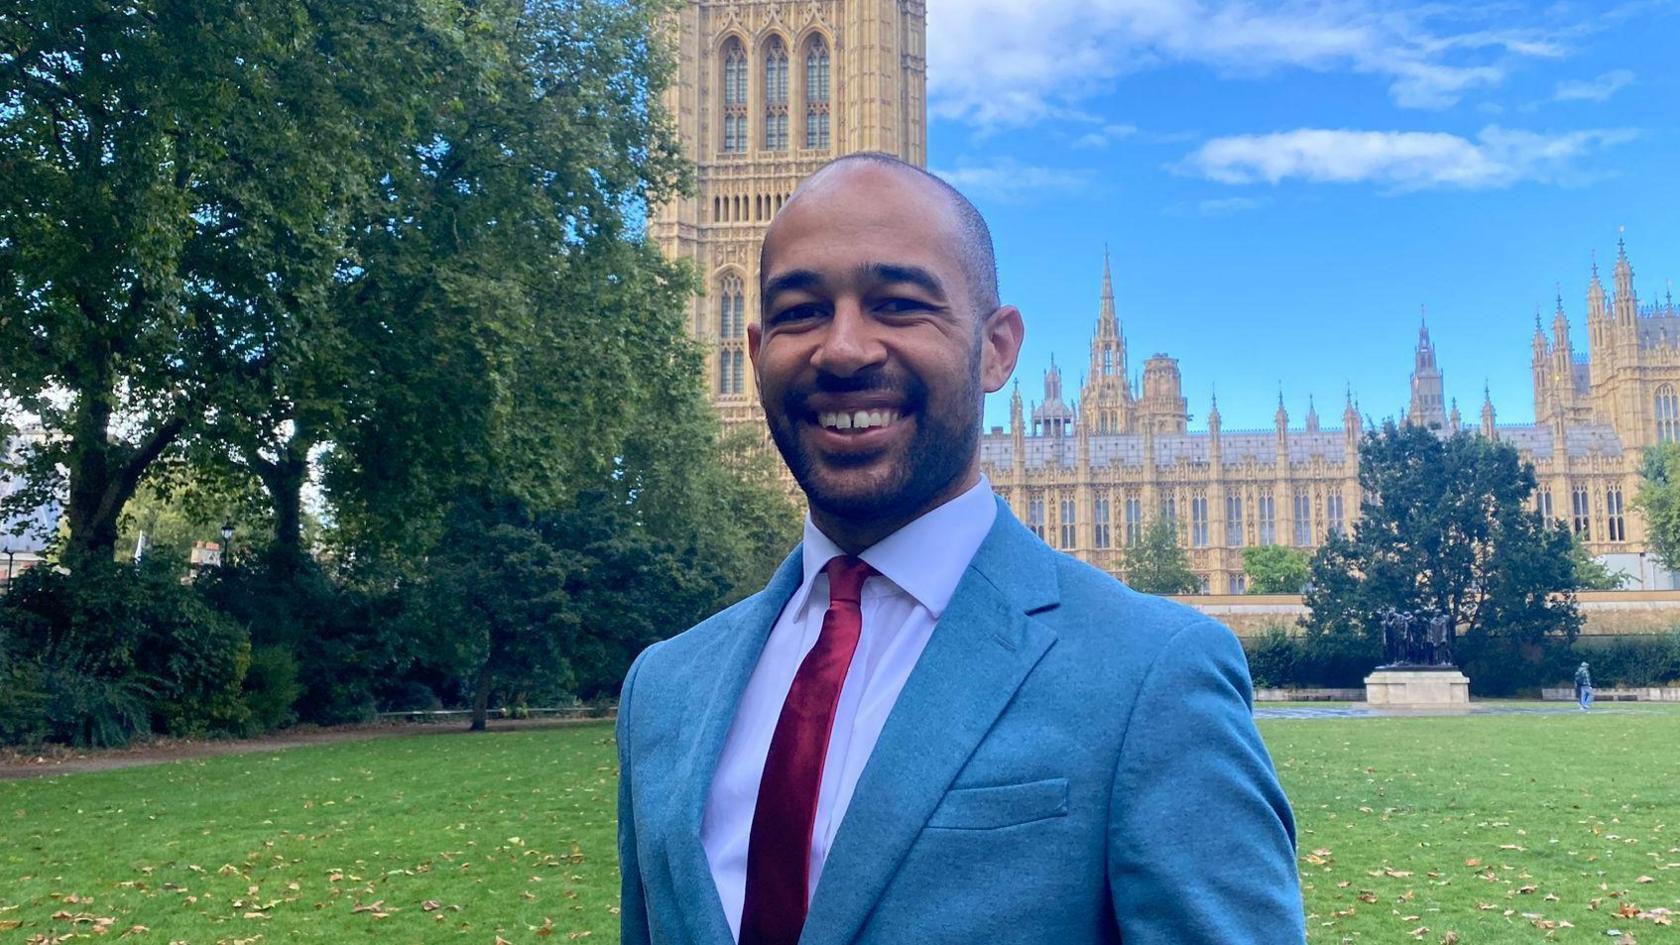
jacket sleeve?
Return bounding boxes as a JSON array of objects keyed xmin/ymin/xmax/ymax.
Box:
[
  {"xmin": 1107, "ymin": 616, "xmax": 1304, "ymax": 944},
  {"xmin": 617, "ymin": 646, "xmax": 654, "ymax": 945}
]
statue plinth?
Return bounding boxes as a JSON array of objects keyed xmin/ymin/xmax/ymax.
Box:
[{"xmin": 1364, "ymin": 666, "xmax": 1471, "ymax": 707}]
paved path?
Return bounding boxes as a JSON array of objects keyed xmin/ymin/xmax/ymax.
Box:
[{"xmin": 1256, "ymin": 704, "xmax": 1616, "ymax": 719}]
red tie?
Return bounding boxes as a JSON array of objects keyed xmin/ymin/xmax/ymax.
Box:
[{"xmin": 739, "ymin": 555, "xmax": 875, "ymax": 945}]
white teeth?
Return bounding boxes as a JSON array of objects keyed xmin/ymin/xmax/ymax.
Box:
[{"xmin": 818, "ymin": 409, "xmax": 900, "ymax": 431}]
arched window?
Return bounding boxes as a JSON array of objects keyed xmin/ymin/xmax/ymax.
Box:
[
  {"xmin": 1657, "ymin": 385, "xmax": 1680, "ymax": 442},
  {"xmin": 763, "ymin": 37, "xmax": 789, "ymax": 151},
  {"xmin": 717, "ymin": 273, "xmax": 744, "ymax": 338},
  {"xmin": 721, "ymin": 39, "xmax": 747, "ymax": 154},
  {"xmin": 804, "ymin": 36, "xmax": 830, "ymax": 149}
]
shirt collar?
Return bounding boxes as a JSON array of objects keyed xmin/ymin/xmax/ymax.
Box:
[{"xmin": 796, "ymin": 475, "xmax": 997, "ymax": 620}]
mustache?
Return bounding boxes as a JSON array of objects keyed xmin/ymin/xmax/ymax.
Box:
[{"xmin": 782, "ymin": 368, "xmax": 927, "ymax": 410}]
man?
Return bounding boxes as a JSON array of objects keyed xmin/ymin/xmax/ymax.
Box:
[
  {"xmin": 1575, "ymin": 661, "xmax": 1593, "ymax": 710},
  {"xmin": 616, "ymin": 153, "xmax": 1303, "ymax": 945}
]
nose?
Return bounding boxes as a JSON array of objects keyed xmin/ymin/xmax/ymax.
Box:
[{"xmin": 810, "ymin": 299, "xmax": 886, "ymax": 377}]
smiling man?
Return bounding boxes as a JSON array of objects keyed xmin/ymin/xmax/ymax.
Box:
[{"xmin": 616, "ymin": 153, "xmax": 1304, "ymax": 945}]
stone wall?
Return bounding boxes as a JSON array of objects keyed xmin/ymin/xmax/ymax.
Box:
[{"xmin": 1171, "ymin": 590, "xmax": 1680, "ymax": 638}]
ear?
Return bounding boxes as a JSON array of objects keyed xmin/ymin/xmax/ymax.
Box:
[
  {"xmin": 747, "ymin": 320, "xmax": 763, "ymax": 383},
  {"xmin": 978, "ymin": 305, "xmax": 1024, "ymax": 394}
]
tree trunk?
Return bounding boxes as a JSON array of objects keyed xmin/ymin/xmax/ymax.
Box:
[
  {"xmin": 470, "ymin": 661, "xmax": 492, "ymax": 731},
  {"xmin": 247, "ymin": 433, "xmax": 311, "ymax": 572},
  {"xmin": 62, "ymin": 381, "xmax": 187, "ymax": 570}
]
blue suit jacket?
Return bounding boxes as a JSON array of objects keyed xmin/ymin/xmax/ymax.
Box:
[{"xmin": 617, "ymin": 499, "xmax": 1303, "ymax": 944}]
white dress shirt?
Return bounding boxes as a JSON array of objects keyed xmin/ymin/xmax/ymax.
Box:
[{"xmin": 700, "ymin": 475, "xmax": 998, "ymax": 941}]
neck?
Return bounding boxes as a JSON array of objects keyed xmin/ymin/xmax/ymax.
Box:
[{"xmin": 811, "ymin": 466, "xmax": 982, "ymax": 555}]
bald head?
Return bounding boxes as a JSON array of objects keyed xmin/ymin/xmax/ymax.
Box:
[{"xmin": 760, "ymin": 153, "xmax": 1000, "ymax": 318}]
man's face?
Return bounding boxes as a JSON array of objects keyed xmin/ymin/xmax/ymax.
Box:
[{"xmin": 750, "ymin": 164, "xmax": 1020, "ymax": 528}]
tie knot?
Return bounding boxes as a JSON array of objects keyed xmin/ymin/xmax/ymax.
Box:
[{"xmin": 823, "ymin": 555, "xmax": 874, "ymax": 604}]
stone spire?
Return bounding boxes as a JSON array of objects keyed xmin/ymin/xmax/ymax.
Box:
[
  {"xmin": 1207, "ymin": 388, "xmax": 1222, "ymax": 435},
  {"xmin": 1274, "ymin": 386, "xmax": 1289, "ymax": 433},
  {"xmin": 1613, "ymin": 228, "xmax": 1638, "ymax": 327},
  {"xmin": 1343, "ymin": 386, "xmax": 1360, "ymax": 453},
  {"xmin": 1480, "ymin": 381, "xmax": 1496, "ymax": 439},
  {"xmin": 1449, "ymin": 397, "xmax": 1462, "ymax": 433},
  {"xmin": 1305, "ymin": 394, "xmax": 1320, "ymax": 433},
  {"xmin": 1088, "ymin": 247, "xmax": 1126, "ymax": 380},
  {"xmin": 1588, "ymin": 250, "xmax": 1608, "ymax": 324}
]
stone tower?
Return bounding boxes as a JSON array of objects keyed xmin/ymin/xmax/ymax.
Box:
[
  {"xmin": 651, "ymin": 1, "xmax": 928, "ymax": 433},
  {"xmin": 1407, "ymin": 314, "xmax": 1447, "ymax": 430}
]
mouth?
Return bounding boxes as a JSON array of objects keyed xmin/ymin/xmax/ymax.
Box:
[
  {"xmin": 800, "ymin": 403, "xmax": 911, "ymax": 455},
  {"xmin": 814, "ymin": 407, "xmax": 902, "ymax": 433}
]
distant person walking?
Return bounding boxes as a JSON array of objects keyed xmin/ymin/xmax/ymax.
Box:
[{"xmin": 1574, "ymin": 661, "xmax": 1593, "ymax": 711}]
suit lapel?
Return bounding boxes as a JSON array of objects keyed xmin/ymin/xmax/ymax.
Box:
[
  {"xmin": 800, "ymin": 506, "xmax": 1060, "ymax": 945},
  {"xmin": 666, "ymin": 545, "xmax": 806, "ymax": 945}
]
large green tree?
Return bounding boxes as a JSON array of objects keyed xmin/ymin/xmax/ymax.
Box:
[
  {"xmin": 1121, "ymin": 518, "xmax": 1200, "ymax": 596},
  {"xmin": 1302, "ymin": 423, "xmax": 1583, "ymax": 661},
  {"xmin": 0, "ymin": 0, "xmax": 454, "ymax": 567},
  {"xmin": 1242, "ymin": 545, "xmax": 1312, "ymax": 594}
]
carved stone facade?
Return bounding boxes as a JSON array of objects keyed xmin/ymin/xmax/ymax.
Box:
[
  {"xmin": 652, "ymin": 0, "xmax": 927, "ymax": 434},
  {"xmin": 985, "ymin": 242, "xmax": 1680, "ymax": 593}
]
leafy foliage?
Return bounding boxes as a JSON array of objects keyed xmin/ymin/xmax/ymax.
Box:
[
  {"xmin": 0, "ymin": 560, "xmax": 250, "ymax": 744},
  {"xmin": 1120, "ymin": 517, "xmax": 1200, "ymax": 595},
  {"xmin": 1242, "ymin": 545, "xmax": 1312, "ymax": 594},
  {"xmin": 1633, "ymin": 441, "xmax": 1680, "ymax": 572},
  {"xmin": 1296, "ymin": 427, "xmax": 1585, "ymax": 669},
  {"xmin": 1302, "ymin": 424, "xmax": 1585, "ymax": 687}
]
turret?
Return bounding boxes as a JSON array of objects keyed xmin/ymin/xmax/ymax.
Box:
[
  {"xmin": 1304, "ymin": 394, "xmax": 1320, "ymax": 433},
  {"xmin": 1587, "ymin": 254, "xmax": 1608, "ymax": 325},
  {"xmin": 1342, "ymin": 386, "xmax": 1360, "ymax": 449},
  {"xmin": 1408, "ymin": 311, "xmax": 1447, "ymax": 430},
  {"xmin": 1612, "ymin": 230, "xmax": 1638, "ymax": 329},
  {"xmin": 1138, "ymin": 354, "xmax": 1189, "ymax": 433},
  {"xmin": 1480, "ymin": 382, "xmax": 1497, "ymax": 439},
  {"xmin": 1448, "ymin": 397, "xmax": 1462, "ymax": 434}
]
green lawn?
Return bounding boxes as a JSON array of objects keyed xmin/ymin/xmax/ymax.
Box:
[
  {"xmin": 0, "ymin": 724, "xmax": 623, "ymax": 944},
  {"xmin": 2, "ymin": 709, "xmax": 1678, "ymax": 945},
  {"xmin": 1265, "ymin": 706, "xmax": 1680, "ymax": 943}
]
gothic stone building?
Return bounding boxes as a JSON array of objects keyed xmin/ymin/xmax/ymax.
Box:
[
  {"xmin": 650, "ymin": 2, "xmax": 1677, "ymax": 593},
  {"xmin": 984, "ymin": 242, "xmax": 1680, "ymax": 593}
]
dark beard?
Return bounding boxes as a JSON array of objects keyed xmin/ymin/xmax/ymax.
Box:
[{"xmin": 765, "ymin": 355, "xmax": 982, "ymax": 530}]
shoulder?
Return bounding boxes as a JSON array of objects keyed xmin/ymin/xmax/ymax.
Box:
[
  {"xmin": 1050, "ymin": 551, "xmax": 1228, "ymax": 648},
  {"xmin": 630, "ymin": 590, "xmax": 766, "ymax": 683},
  {"xmin": 1027, "ymin": 549, "xmax": 1247, "ymax": 694}
]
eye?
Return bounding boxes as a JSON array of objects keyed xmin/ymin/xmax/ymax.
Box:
[
  {"xmin": 877, "ymin": 298, "xmax": 930, "ymax": 315},
  {"xmin": 769, "ymin": 303, "xmax": 825, "ymax": 326}
]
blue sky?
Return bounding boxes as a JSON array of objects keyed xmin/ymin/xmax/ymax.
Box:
[{"xmin": 922, "ymin": 0, "xmax": 1680, "ymax": 432}]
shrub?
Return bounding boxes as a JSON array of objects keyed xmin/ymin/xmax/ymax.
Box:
[
  {"xmin": 197, "ymin": 554, "xmax": 398, "ymax": 726},
  {"xmin": 242, "ymin": 645, "xmax": 303, "ymax": 734},
  {"xmin": 40, "ymin": 660, "xmax": 153, "ymax": 748},
  {"xmin": 0, "ymin": 559, "xmax": 250, "ymax": 745},
  {"xmin": 1244, "ymin": 626, "xmax": 1299, "ymax": 689}
]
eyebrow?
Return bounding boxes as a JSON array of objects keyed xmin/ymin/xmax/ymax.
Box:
[
  {"xmin": 862, "ymin": 263, "xmax": 946, "ymax": 299},
  {"xmin": 763, "ymin": 268, "xmax": 825, "ymax": 300},
  {"xmin": 762, "ymin": 262, "xmax": 949, "ymax": 303}
]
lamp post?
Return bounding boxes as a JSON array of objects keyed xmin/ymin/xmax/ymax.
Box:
[
  {"xmin": 219, "ymin": 521, "xmax": 234, "ymax": 568},
  {"xmin": 2, "ymin": 545, "xmax": 13, "ymax": 592}
]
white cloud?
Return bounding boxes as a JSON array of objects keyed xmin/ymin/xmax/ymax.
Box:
[
  {"xmin": 1071, "ymin": 123, "xmax": 1139, "ymax": 149},
  {"xmin": 1176, "ymin": 125, "xmax": 1637, "ymax": 190},
  {"xmin": 1196, "ymin": 195, "xmax": 1271, "ymax": 216},
  {"xmin": 927, "ymin": 0, "xmax": 1571, "ymax": 129},
  {"xmin": 1554, "ymin": 69, "xmax": 1636, "ymax": 102},
  {"xmin": 931, "ymin": 159, "xmax": 1094, "ymax": 202}
]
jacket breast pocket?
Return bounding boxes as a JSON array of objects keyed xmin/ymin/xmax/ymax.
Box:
[{"xmin": 924, "ymin": 777, "xmax": 1069, "ymax": 831}]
